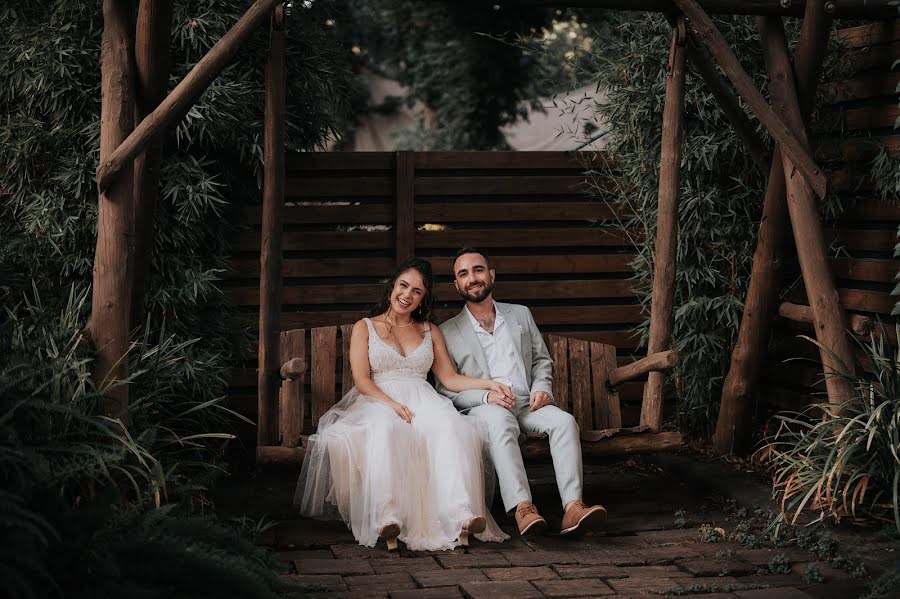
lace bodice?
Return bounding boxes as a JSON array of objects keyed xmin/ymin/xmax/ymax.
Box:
[{"xmin": 364, "ymin": 318, "xmax": 433, "ymax": 379}]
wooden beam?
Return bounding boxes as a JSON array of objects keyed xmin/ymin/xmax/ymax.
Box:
[
  {"xmin": 130, "ymin": 0, "xmax": 174, "ymax": 325},
  {"xmin": 502, "ymin": 0, "xmax": 896, "ymax": 19},
  {"xmin": 686, "ymin": 32, "xmax": 769, "ymax": 169},
  {"xmin": 96, "ymin": 0, "xmax": 283, "ymax": 191},
  {"xmin": 778, "ymin": 302, "xmax": 873, "ymax": 337},
  {"xmin": 89, "ymin": 0, "xmax": 136, "ymax": 426},
  {"xmin": 257, "ymin": 5, "xmax": 286, "ymax": 447},
  {"xmin": 673, "ymin": 0, "xmax": 828, "ymax": 200},
  {"xmin": 610, "ymin": 350, "xmax": 678, "ymax": 388},
  {"xmin": 759, "ymin": 16, "xmax": 856, "ymax": 405},
  {"xmin": 280, "ymin": 357, "xmax": 305, "ymax": 380},
  {"xmin": 279, "ymin": 329, "xmax": 305, "ymax": 448},
  {"xmin": 714, "ymin": 0, "xmax": 832, "ymax": 455},
  {"xmin": 395, "ymin": 151, "xmax": 415, "ymax": 265},
  {"xmin": 641, "ymin": 19, "xmax": 687, "ymax": 432}
]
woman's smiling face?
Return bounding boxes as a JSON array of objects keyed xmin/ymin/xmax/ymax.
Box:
[{"xmin": 391, "ymin": 268, "xmax": 425, "ymax": 317}]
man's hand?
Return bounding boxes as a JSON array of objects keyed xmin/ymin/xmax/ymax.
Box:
[
  {"xmin": 486, "ymin": 382, "xmax": 514, "ymax": 409},
  {"xmin": 529, "ymin": 391, "xmax": 552, "ymax": 412}
]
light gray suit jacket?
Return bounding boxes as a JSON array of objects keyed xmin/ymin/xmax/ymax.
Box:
[{"xmin": 437, "ymin": 302, "xmax": 553, "ymax": 412}]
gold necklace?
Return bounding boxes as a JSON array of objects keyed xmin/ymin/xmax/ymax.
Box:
[{"xmin": 384, "ymin": 313, "xmax": 416, "ymax": 328}]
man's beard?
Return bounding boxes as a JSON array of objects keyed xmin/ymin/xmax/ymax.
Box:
[{"xmin": 460, "ymin": 281, "xmax": 493, "ymax": 303}]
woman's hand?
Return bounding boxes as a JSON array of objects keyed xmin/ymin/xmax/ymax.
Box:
[
  {"xmin": 487, "ymin": 380, "xmax": 513, "ymax": 399},
  {"xmin": 385, "ymin": 398, "xmax": 413, "ymax": 424}
]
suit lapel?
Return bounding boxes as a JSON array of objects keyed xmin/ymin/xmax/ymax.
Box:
[
  {"xmin": 454, "ymin": 311, "xmax": 490, "ymax": 377},
  {"xmin": 498, "ymin": 303, "xmax": 527, "ymax": 372}
]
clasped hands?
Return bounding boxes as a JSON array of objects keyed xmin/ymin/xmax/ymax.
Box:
[{"xmin": 486, "ymin": 382, "xmax": 552, "ymax": 412}]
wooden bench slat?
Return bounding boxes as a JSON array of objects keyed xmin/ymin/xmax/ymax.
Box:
[
  {"xmin": 279, "ymin": 329, "xmax": 305, "ymax": 447},
  {"xmin": 311, "ymin": 327, "xmax": 338, "ymax": 428},
  {"xmin": 340, "ymin": 324, "xmax": 354, "ymax": 398},
  {"xmin": 591, "ymin": 342, "xmax": 622, "ymax": 429},
  {"xmin": 568, "ymin": 338, "xmax": 593, "ymax": 430},
  {"xmin": 549, "ymin": 335, "xmax": 570, "ymax": 413}
]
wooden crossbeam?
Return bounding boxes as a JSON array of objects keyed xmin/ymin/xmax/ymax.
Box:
[
  {"xmin": 673, "ymin": 0, "xmax": 829, "ymax": 200},
  {"xmin": 96, "ymin": 0, "xmax": 283, "ymax": 191}
]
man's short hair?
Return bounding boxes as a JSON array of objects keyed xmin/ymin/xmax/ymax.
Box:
[{"xmin": 452, "ymin": 247, "xmax": 490, "ymax": 275}]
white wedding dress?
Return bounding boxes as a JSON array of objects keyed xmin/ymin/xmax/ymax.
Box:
[{"xmin": 295, "ymin": 318, "xmax": 508, "ymax": 551}]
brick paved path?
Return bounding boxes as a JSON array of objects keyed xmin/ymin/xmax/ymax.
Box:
[{"xmin": 223, "ymin": 454, "xmax": 891, "ymax": 598}]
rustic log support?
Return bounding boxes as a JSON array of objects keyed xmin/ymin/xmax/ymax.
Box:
[
  {"xmin": 609, "ymin": 350, "xmax": 679, "ymax": 389},
  {"xmin": 506, "ymin": 0, "xmax": 895, "ymax": 19},
  {"xmin": 89, "ymin": 0, "xmax": 136, "ymax": 426},
  {"xmin": 130, "ymin": 0, "xmax": 174, "ymax": 325},
  {"xmin": 641, "ymin": 18, "xmax": 687, "ymax": 432},
  {"xmin": 280, "ymin": 357, "xmax": 306, "ymax": 380},
  {"xmin": 759, "ymin": 16, "xmax": 856, "ymax": 404},
  {"xmin": 258, "ymin": 5, "xmax": 286, "ymax": 447},
  {"xmin": 685, "ymin": 32, "xmax": 770, "ymax": 169},
  {"xmin": 778, "ymin": 302, "xmax": 873, "ymax": 337},
  {"xmin": 673, "ymin": 0, "xmax": 828, "ymax": 199},
  {"xmin": 714, "ymin": 0, "xmax": 832, "ymax": 455},
  {"xmin": 96, "ymin": 0, "xmax": 284, "ymax": 192}
]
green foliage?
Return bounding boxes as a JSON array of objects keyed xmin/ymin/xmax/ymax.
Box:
[
  {"xmin": 764, "ymin": 329, "xmax": 900, "ymax": 534},
  {"xmin": 574, "ymin": 13, "xmax": 774, "ymax": 435},
  {"xmin": 803, "ymin": 562, "xmax": 825, "ymax": 584},
  {"xmin": 863, "ymin": 562, "xmax": 900, "ymax": 599},
  {"xmin": 1, "ymin": 1, "xmax": 358, "ymax": 596},
  {"xmin": 765, "ymin": 553, "xmax": 791, "ymax": 574},
  {"xmin": 335, "ymin": 1, "xmax": 574, "ymax": 149}
]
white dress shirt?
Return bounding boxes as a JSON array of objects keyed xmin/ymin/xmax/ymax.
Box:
[{"xmin": 465, "ymin": 303, "xmax": 529, "ymax": 402}]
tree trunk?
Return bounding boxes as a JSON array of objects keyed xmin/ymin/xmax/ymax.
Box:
[
  {"xmin": 640, "ymin": 19, "xmax": 686, "ymax": 431},
  {"xmin": 714, "ymin": 3, "xmax": 833, "ymax": 454},
  {"xmin": 131, "ymin": 0, "xmax": 174, "ymax": 325},
  {"xmin": 257, "ymin": 5, "xmax": 286, "ymax": 447},
  {"xmin": 89, "ymin": 0, "xmax": 136, "ymax": 425},
  {"xmin": 759, "ymin": 16, "xmax": 856, "ymax": 405}
]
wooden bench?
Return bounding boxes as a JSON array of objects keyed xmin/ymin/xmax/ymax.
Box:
[{"xmin": 256, "ymin": 327, "xmax": 683, "ymax": 464}]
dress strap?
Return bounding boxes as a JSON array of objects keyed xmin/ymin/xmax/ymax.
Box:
[{"xmin": 423, "ymin": 321, "xmax": 431, "ymax": 333}]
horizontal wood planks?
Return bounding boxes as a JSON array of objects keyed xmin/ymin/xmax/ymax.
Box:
[
  {"xmin": 766, "ymin": 21, "xmax": 900, "ymax": 408},
  {"xmin": 228, "ymin": 151, "xmax": 643, "ymax": 441}
]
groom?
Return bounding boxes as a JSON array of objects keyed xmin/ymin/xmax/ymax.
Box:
[{"xmin": 436, "ymin": 248, "xmax": 607, "ymax": 536}]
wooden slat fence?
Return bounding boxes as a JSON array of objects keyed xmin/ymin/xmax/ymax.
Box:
[
  {"xmin": 225, "ymin": 151, "xmax": 649, "ymax": 439},
  {"xmin": 763, "ymin": 20, "xmax": 900, "ymax": 409}
]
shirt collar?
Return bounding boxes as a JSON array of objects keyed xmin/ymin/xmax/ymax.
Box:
[{"xmin": 464, "ymin": 301, "xmax": 503, "ymax": 333}]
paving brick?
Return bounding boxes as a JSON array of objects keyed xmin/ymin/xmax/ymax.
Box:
[
  {"xmin": 502, "ymin": 550, "xmax": 577, "ymax": 566},
  {"xmin": 677, "ymin": 558, "xmax": 757, "ymax": 577},
  {"xmin": 413, "ymin": 568, "xmax": 489, "ymax": 588},
  {"xmin": 435, "ymin": 553, "xmax": 509, "ymax": 569},
  {"xmin": 275, "ymin": 549, "xmax": 333, "ymax": 562},
  {"xmin": 636, "ymin": 529, "xmax": 703, "ymax": 545},
  {"xmin": 295, "ymin": 558, "xmax": 374, "ymax": 575},
  {"xmin": 272, "ymin": 519, "xmax": 355, "ymax": 548},
  {"xmin": 370, "ymin": 556, "xmax": 442, "ymax": 574},
  {"xmin": 306, "ymin": 592, "xmax": 388, "ymax": 599},
  {"xmin": 550, "ymin": 564, "xmax": 629, "ymax": 579},
  {"xmin": 739, "ymin": 547, "xmax": 814, "ymax": 566},
  {"xmin": 735, "ymin": 589, "xmax": 816, "ymax": 599},
  {"xmin": 390, "ymin": 588, "xmax": 464, "ymax": 599},
  {"xmin": 605, "ymin": 576, "xmax": 685, "ymax": 595},
  {"xmin": 345, "ymin": 572, "xmax": 417, "ymax": 592},
  {"xmin": 331, "ymin": 543, "xmax": 395, "ymax": 559},
  {"xmin": 737, "ymin": 574, "xmax": 804, "ymax": 588},
  {"xmin": 576, "ymin": 544, "xmax": 702, "ymax": 566},
  {"xmin": 483, "ymin": 566, "xmax": 558, "ymax": 581},
  {"xmin": 278, "ymin": 574, "xmax": 346, "ymax": 592},
  {"xmin": 533, "ymin": 578, "xmax": 616, "ymax": 597},
  {"xmin": 459, "ymin": 580, "xmax": 544, "ymax": 599},
  {"xmin": 623, "ymin": 564, "xmax": 695, "ymax": 578}
]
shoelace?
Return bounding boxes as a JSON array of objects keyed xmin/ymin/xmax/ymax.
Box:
[{"xmin": 517, "ymin": 504, "xmax": 537, "ymax": 517}]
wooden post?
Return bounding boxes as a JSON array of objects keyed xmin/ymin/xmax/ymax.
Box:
[
  {"xmin": 673, "ymin": 0, "xmax": 828, "ymax": 200},
  {"xmin": 97, "ymin": 0, "xmax": 284, "ymax": 191},
  {"xmin": 395, "ymin": 151, "xmax": 415, "ymax": 264},
  {"xmin": 759, "ymin": 16, "xmax": 855, "ymax": 405},
  {"xmin": 640, "ymin": 18, "xmax": 687, "ymax": 431},
  {"xmin": 131, "ymin": 0, "xmax": 174, "ymax": 325},
  {"xmin": 88, "ymin": 0, "xmax": 136, "ymax": 425},
  {"xmin": 685, "ymin": 33, "xmax": 769, "ymax": 169},
  {"xmin": 257, "ymin": 5, "xmax": 286, "ymax": 447},
  {"xmin": 714, "ymin": 1, "xmax": 832, "ymax": 454},
  {"xmin": 279, "ymin": 329, "xmax": 305, "ymax": 448}
]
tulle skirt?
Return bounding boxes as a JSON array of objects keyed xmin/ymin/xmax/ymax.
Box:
[{"xmin": 294, "ymin": 373, "xmax": 508, "ymax": 551}]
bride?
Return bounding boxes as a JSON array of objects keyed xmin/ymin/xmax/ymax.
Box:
[{"xmin": 295, "ymin": 257, "xmax": 509, "ymax": 551}]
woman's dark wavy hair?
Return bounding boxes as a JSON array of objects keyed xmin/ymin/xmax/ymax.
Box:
[{"xmin": 370, "ymin": 257, "xmax": 434, "ymax": 322}]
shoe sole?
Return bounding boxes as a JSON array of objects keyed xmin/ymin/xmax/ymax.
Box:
[
  {"xmin": 559, "ymin": 506, "xmax": 607, "ymax": 536},
  {"xmin": 518, "ymin": 517, "xmax": 548, "ymax": 537}
]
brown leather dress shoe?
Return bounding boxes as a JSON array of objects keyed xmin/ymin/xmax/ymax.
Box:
[
  {"xmin": 560, "ymin": 500, "xmax": 607, "ymax": 536},
  {"xmin": 515, "ymin": 501, "xmax": 547, "ymax": 536}
]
